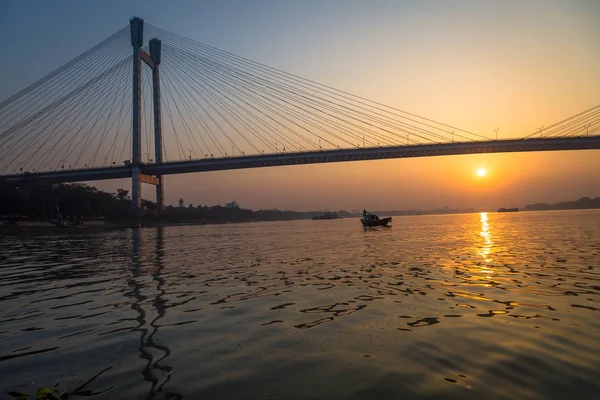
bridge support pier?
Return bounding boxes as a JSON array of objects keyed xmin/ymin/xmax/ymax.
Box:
[
  {"xmin": 130, "ymin": 17, "xmax": 143, "ymax": 212},
  {"xmin": 150, "ymin": 38, "xmax": 164, "ymax": 211},
  {"xmin": 130, "ymin": 17, "xmax": 164, "ymax": 213}
]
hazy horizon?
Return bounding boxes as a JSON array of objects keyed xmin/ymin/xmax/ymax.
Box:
[{"xmin": 1, "ymin": 0, "xmax": 599, "ymax": 210}]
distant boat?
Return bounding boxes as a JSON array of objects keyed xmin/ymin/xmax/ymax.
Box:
[
  {"xmin": 497, "ymin": 207, "xmax": 519, "ymax": 212},
  {"xmin": 312, "ymin": 212, "xmax": 341, "ymax": 220},
  {"xmin": 360, "ymin": 212, "xmax": 392, "ymax": 227}
]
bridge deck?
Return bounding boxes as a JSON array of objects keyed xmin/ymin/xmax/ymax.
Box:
[{"xmin": 3, "ymin": 136, "xmax": 599, "ymax": 183}]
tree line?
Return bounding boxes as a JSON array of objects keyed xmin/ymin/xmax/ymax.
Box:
[
  {"xmin": 0, "ymin": 178, "xmax": 133, "ymax": 221},
  {"xmin": 0, "ymin": 177, "xmax": 352, "ymax": 225},
  {"xmin": 524, "ymin": 197, "xmax": 600, "ymax": 211}
]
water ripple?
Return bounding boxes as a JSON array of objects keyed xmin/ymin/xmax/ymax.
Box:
[{"xmin": 1, "ymin": 210, "xmax": 599, "ymax": 399}]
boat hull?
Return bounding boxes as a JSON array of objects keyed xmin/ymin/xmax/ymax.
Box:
[{"xmin": 361, "ymin": 216, "xmax": 392, "ymax": 227}]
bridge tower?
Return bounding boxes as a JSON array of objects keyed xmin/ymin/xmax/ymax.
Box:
[{"xmin": 130, "ymin": 17, "xmax": 164, "ymax": 212}]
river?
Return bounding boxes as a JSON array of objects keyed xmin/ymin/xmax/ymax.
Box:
[{"xmin": 1, "ymin": 210, "xmax": 599, "ymax": 399}]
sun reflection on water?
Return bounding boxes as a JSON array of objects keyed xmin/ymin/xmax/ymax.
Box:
[{"xmin": 478, "ymin": 212, "xmax": 494, "ymax": 268}]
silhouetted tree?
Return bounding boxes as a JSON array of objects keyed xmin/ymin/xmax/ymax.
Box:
[{"xmin": 116, "ymin": 188, "xmax": 129, "ymax": 201}]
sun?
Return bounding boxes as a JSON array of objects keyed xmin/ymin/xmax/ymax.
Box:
[{"xmin": 476, "ymin": 168, "xmax": 487, "ymax": 177}]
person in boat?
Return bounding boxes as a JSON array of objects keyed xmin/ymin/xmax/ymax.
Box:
[{"xmin": 363, "ymin": 209, "xmax": 367, "ymax": 218}]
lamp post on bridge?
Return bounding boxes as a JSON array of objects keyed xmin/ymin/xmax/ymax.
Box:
[
  {"xmin": 494, "ymin": 128, "xmax": 499, "ymax": 140},
  {"xmin": 539, "ymin": 126, "xmax": 544, "ymax": 138}
]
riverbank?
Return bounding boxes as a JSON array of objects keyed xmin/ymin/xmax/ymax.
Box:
[
  {"xmin": 0, "ymin": 218, "xmax": 276, "ymax": 235},
  {"xmin": 0, "ymin": 220, "xmax": 130, "ymax": 235}
]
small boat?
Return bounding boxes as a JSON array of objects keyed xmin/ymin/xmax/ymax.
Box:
[{"xmin": 360, "ymin": 212, "xmax": 392, "ymax": 227}]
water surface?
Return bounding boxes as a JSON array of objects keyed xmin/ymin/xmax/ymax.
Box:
[{"xmin": 1, "ymin": 210, "xmax": 599, "ymax": 399}]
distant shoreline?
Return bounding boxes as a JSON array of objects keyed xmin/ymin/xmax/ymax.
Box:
[
  {"xmin": 3, "ymin": 206, "xmax": 600, "ymax": 235},
  {"xmin": 358, "ymin": 197, "xmax": 600, "ymax": 217}
]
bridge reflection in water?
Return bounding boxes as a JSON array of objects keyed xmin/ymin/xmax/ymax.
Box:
[{"xmin": 128, "ymin": 228, "xmax": 182, "ymax": 400}]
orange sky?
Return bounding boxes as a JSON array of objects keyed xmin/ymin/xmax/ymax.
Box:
[
  {"xmin": 116, "ymin": 1, "xmax": 600, "ymax": 210},
  {"xmin": 94, "ymin": 147, "xmax": 599, "ymax": 211},
  {"xmin": 2, "ymin": 1, "xmax": 599, "ymax": 210}
]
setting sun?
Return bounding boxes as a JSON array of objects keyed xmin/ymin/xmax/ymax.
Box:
[{"xmin": 477, "ymin": 168, "xmax": 487, "ymax": 177}]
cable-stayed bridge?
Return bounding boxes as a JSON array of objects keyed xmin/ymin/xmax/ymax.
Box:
[{"xmin": 1, "ymin": 17, "xmax": 599, "ymax": 211}]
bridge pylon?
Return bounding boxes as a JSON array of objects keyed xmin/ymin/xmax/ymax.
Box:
[{"xmin": 130, "ymin": 16, "xmax": 164, "ymax": 212}]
